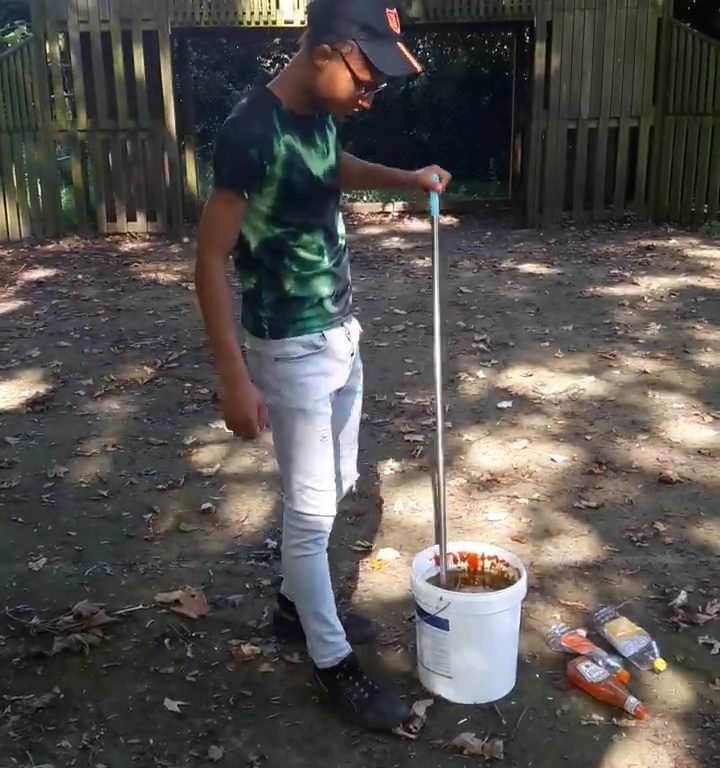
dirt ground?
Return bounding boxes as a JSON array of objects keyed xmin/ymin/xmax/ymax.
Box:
[{"xmin": 1, "ymin": 215, "xmax": 719, "ymax": 768}]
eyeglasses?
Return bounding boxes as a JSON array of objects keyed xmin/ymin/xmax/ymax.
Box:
[{"xmin": 335, "ymin": 50, "xmax": 387, "ymax": 98}]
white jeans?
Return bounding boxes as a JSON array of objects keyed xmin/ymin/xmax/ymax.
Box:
[{"xmin": 244, "ymin": 317, "xmax": 363, "ymax": 668}]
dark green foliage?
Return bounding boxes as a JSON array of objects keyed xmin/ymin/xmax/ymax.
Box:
[
  {"xmin": 0, "ymin": 0, "xmax": 31, "ymax": 50},
  {"xmin": 182, "ymin": 27, "xmax": 520, "ymax": 200},
  {"xmin": 339, "ymin": 29, "xmax": 519, "ymax": 195},
  {"xmin": 675, "ymin": 0, "xmax": 720, "ymax": 38}
]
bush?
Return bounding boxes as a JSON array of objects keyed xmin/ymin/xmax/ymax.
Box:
[
  {"xmin": 700, "ymin": 220, "xmax": 720, "ymax": 237},
  {"xmin": 186, "ymin": 26, "xmax": 524, "ymax": 203}
]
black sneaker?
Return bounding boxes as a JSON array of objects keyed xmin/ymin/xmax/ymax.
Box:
[
  {"xmin": 273, "ymin": 594, "xmax": 377, "ymax": 646},
  {"xmin": 315, "ymin": 653, "xmax": 411, "ymax": 732}
]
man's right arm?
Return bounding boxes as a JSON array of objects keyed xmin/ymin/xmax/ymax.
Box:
[{"xmin": 195, "ymin": 189, "xmax": 267, "ymax": 438}]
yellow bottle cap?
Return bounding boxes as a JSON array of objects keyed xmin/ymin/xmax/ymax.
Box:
[{"xmin": 653, "ymin": 658, "xmax": 667, "ymax": 673}]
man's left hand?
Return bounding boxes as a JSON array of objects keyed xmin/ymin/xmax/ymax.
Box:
[{"xmin": 412, "ymin": 165, "xmax": 452, "ymax": 194}]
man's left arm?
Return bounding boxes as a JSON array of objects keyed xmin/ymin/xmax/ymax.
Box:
[{"xmin": 340, "ymin": 152, "xmax": 450, "ymax": 194}]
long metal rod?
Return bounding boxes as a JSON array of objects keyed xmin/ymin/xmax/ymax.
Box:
[{"xmin": 431, "ymin": 206, "xmax": 448, "ymax": 587}]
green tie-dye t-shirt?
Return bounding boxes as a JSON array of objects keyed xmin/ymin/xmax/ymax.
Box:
[{"xmin": 213, "ymin": 87, "xmax": 351, "ymax": 340}]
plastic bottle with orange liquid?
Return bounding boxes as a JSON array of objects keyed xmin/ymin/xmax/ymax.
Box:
[
  {"xmin": 566, "ymin": 656, "xmax": 649, "ymax": 720},
  {"xmin": 546, "ymin": 624, "xmax": 631, "ymax": 683}
]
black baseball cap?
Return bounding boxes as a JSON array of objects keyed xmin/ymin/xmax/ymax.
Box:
[{"xmin": 306, "ymin": 0, "xmax": 423, "ymax": 78}]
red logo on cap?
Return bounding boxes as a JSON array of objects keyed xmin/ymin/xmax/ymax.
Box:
[{"xmin": 386, "ymin": 8, "xmax": 401, "ymax": 34}]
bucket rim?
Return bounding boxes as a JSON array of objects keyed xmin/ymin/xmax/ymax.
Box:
[{"xmin": 411, "ymin": 540, "xmax": 528, "ymax": 601}]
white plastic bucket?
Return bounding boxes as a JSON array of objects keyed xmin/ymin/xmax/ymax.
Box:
[{"xmin": 411, "ymin": 541, "xmax": 528, "ymax": 704}]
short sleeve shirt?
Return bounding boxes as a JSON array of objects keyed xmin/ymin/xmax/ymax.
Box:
[{"xmin": 213, "ymin": 87, "xmax": 351, "ymax": 340}]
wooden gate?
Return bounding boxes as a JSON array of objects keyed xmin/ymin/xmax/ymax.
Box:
[
  {"xmin": 527, "ymin": 0, "xmax": 668, "ymax": 226},
  {"xmin": 3, "ymin": 0, "xmax": 720, "ymax": 241},
  {"xmin": 0, "ymin": 35, "xmax": 61, "ymax": 240},
  {"xmin": 651, "ymin": 18, "xmax": 720, "ymax": 225},
  {"xmin": 28, "ymin": 0, "xmax": 183, "ymax": 236}
]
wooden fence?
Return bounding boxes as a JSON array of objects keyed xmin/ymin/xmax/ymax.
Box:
[
  {"xmin": 528, "ymin": 0, "xmax": 666, "ymax": 225},
  {"xmin": 651, "ymin": 19, "xmax": 720, "ymax": 225},
  {"xmin": 31, "ymin": 0, "xmax": 183, "ymax": 236},
  {"xmin": 2, "ymin": 0, "xmax": 720, "ymax": 242},
  {"xmin": 527, "ymin": 1, "xmax": 720, "ymax": 226},
  {"xmin": 404, "ymin": 0, "xmax": 536, "ymax": 23},
  {"xmin": 169, "ymin": 1, "xmax": 537, "ymax": 27},
  {"xmin": 0, "ymin": 36, "xmax": 61, "ymax": 240},
  {"xmin": 172, "ymin": 0, "xmax": 308, "ymax": 27}
]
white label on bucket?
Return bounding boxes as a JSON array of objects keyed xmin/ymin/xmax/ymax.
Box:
[{"xmin": 416, "ymin": 604, "xmax": 452, "ymax": 679}]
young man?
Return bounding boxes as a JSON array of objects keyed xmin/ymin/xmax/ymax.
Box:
[{"xmin": 195, "ymin": 0, "xmax": 450, "ymax": 732}]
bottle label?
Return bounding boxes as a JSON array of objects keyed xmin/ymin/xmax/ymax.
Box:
[
  {"xmin": 624, "ymin": 695, "xmax": 641, "ymax": 716},
  {"xmin": 603, "ymin": 617, "xmax": 648, "ymax": 657},
  {"xmin": 577, "ymin": 659, "xmax": 611, "ymax": 684}
]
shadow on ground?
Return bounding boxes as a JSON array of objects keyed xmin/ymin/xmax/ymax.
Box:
[{"xmin": 0, "ymin": 216, "xmax": 718, "ymax": 768}]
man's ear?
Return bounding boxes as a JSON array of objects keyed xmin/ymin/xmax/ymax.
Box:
[{"xmin": 310, "ymin": 43, "xmax": 335, "ymax": 70}]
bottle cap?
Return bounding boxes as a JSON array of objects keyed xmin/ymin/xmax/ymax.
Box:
[
  {"xmin": 653, "ymin": 657, "xmax": 667, "ymax": 673},
  {"xmin": 617, "ymin": 668, "xmax": 631, "ymax": 684}
]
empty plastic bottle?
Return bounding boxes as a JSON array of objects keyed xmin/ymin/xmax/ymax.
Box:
[
  {"xmin": 546, "ymin": 623, "xmax": 631, "ymax": 683},
  {"xmin": 593, "ymin": 606, "xmax": 667, "ymax": 673}
]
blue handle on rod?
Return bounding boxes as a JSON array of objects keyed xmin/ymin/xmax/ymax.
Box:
[{"xmin": 429, "ymin": 173, "xmax": 440, "ymax": 217}]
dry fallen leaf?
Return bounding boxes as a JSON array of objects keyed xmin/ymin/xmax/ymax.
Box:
[
  {"xmin": 698, "ymin": 635, "xmax": 720, "ymax": 654},
  {"xmin": 394, "ymin": 698, "xmax": 434, "ymax": 739},
  {"xmin": 12, "ymin": 599, "xmax": 120, "ymax": 657},
  {"xmin": 47, "ymin": 464, "xmax": 69, "ymax": 479},
  {"xmin": 375, "ymin": 547, "xmax": 400, "ymax": 562},
  {"xmin": 178, "ymin": 522, "xmax": 204, "ymax": 533},
  {"xmin": 283, "ymin": 652, "xmax": 303, "ymax": 665},
  {"xmin": 230, "ymin": 643, "xmax": 262, "ymax": 661},
  {"xmin": 709, "ymin": 678, "xmax": 720, "ymax": 692},
  {"xmin": 163, "ymin": 697, "xmax": 187, "ymax": 714},
  {"xmin": 696, "ymin": 599, "xmax": 720, "ymax": 625},
  {"xmin": 155, "ymin": 588, "xmax": 210, "ymax": 620},
  {"xmin": 550, "ymin": 453, "xmax": 570, "ymax": 464},
  {"xmin": 28, "ymin": 556, "xmax": 48, "ymax": 572},
  {"xmin": 586, "ymin": 461, "xmax": 607, "ymax": 476},
  {"xmin": 4, "ymin": 691, "xmax": 60, "ymax": 717},
  {"xmin": 71, "ymin": 600, "xmax": 102, "ymax": 619},
  {"xmin": 573, "ymin": 498, "xmax": 603, "ymax": 510},
  {"xmin": 448, "ymin": 733, "xmax": 504, "ymax": 760},
  {"xmin": 496, "ymin": 400, "xmax": 513, "ymax": 410},
  {"xmin": 207, "ymin": 745, "xmax": 224, "ymax": 763},
  {"xmin": 658, "ymin": 470, "xmax": 683, "ymax": 485},
  {"xmin": 258, "ymin": 662, "xmax": 274, "ymax": 673},
  {"xmin": 69, "ymin": 601, "xmax": 117, "ymax": 629},
  {"xmin": 51, "ymin": 630, "xmax": 105, "ymax": 656},
  {"xmin": 559, "ymin": 599, "xmax": 590, "ymax": 611}
]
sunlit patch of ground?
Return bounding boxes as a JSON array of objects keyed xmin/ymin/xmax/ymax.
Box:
[{"xmin": 0, "ymin": 223, "xmax": 718, "ymax": 768}]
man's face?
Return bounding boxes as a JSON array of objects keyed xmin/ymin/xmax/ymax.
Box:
[{"xmin": 311, "ymin": 42, "xmax": 387, "ymax": 118}]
